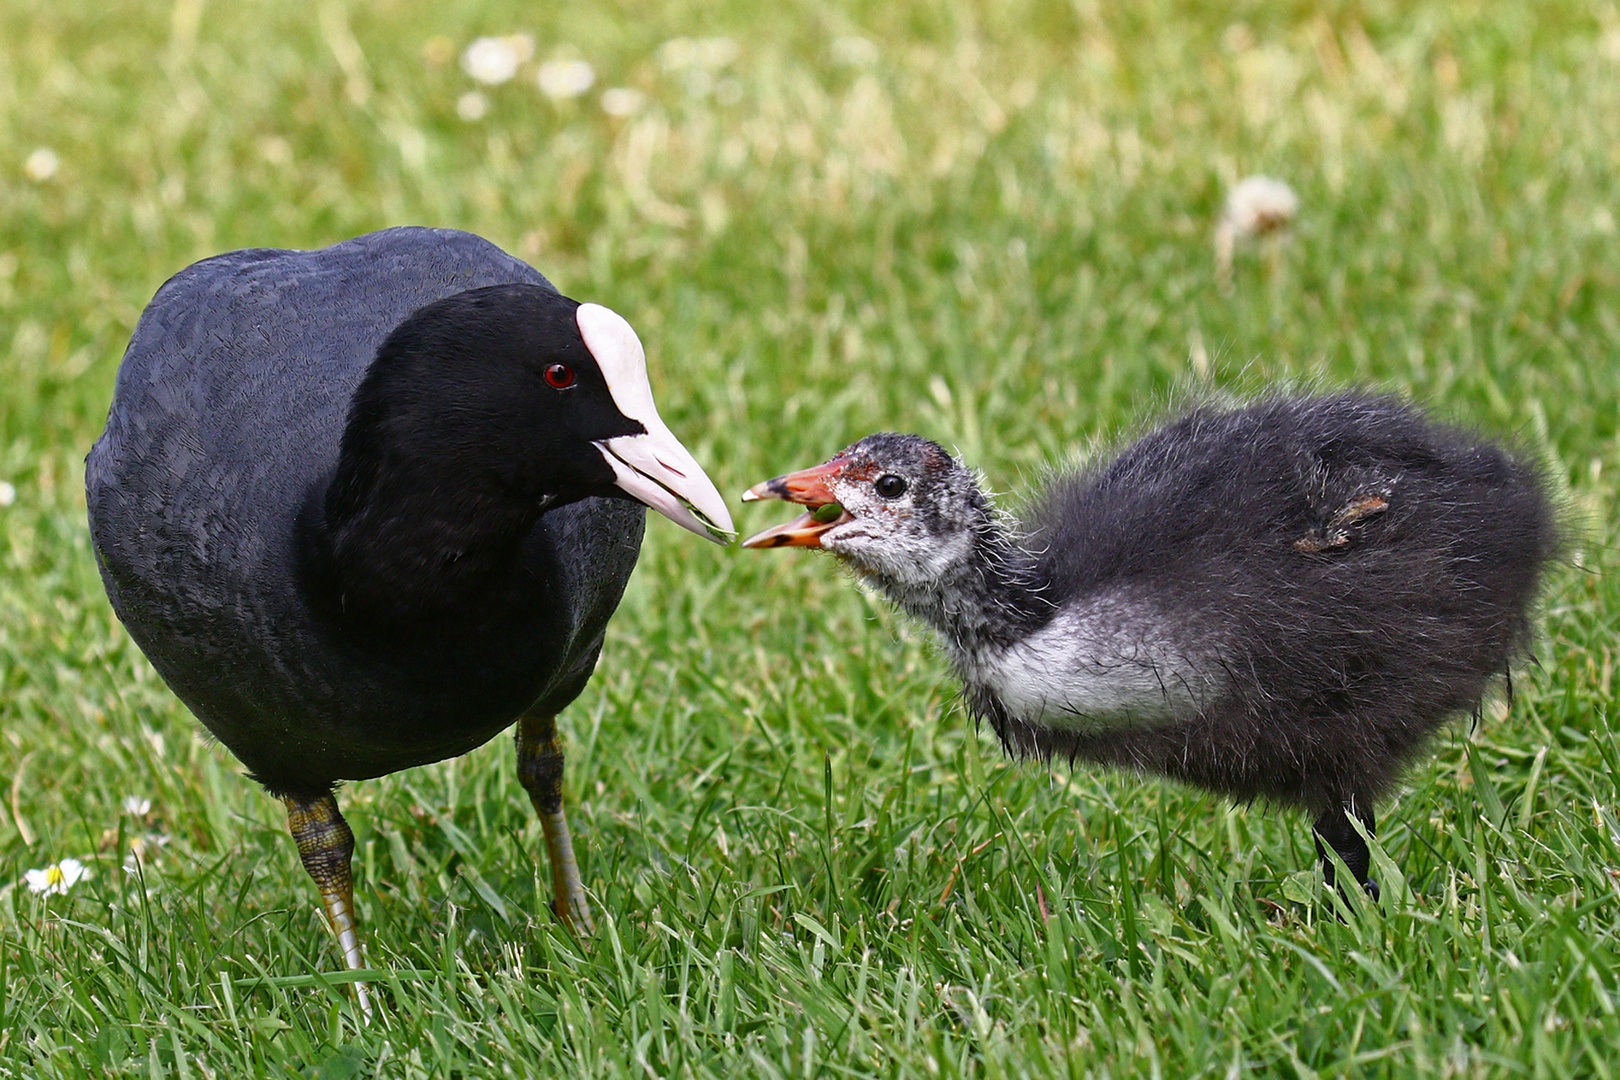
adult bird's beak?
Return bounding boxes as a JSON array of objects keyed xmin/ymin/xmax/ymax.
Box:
[
  {"xmin": 597, "ymin": 424, "xmax": 735, "ymax": 543},
  {"xmin": 576, "ymin": 302, "xmax": 735, "ymax": 543},
  {"xmin": 739, "ymin": 457, "xmax": 853, "ymax": 549}
]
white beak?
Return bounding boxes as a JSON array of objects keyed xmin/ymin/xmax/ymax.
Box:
[
  {"xmin": 577, "ymin": 303, "xmax": 735, "ymax": 543},
  {"xmin": 596, "ymin": 427, "xmax": 733, "ymax": 542}
]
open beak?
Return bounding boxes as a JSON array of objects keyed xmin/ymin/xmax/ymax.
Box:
[
  {"xmin": 739, "ymin": 457, "xmax": 852, "ymax": 549},
  {"xmin": 597, "ymin": 424, "xmax": 735, "ymax": 543}
]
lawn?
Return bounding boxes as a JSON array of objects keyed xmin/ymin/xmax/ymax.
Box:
[{"xmin": 3, "ymin": 0, "xmax": 1619, "ymax": 1075}]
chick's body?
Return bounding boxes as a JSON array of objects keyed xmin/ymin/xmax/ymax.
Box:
[
  {"xmin": 969, "ymin": 394, "xmax": 1552, "ymax": 811},
  {"xmin": 744, "ymin": 393, "xmax": 1557, "ymax": 892}
]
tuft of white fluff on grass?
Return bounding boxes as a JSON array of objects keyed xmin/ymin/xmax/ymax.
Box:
[
  {"xmin": 538, "ymin": 59, "xmax": 595, "ymax": 100},
  {"xmin": 1223, "ymin": 175, "xmax": 1298, "ymax": 237},
  {"xmin": 462, "ymin": 35, "xmax": 533, "ymax": 86},
  {"xmin": 1216, "ymin": 175, "xmax": 1298, "ymax": 290}
]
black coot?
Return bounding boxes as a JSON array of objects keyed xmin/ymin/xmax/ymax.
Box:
[
  {"xmin": 88, "ymin": 227, "xmax": 733, "ymax": 1008},
  {"xmin": 742, "ymin": 394, "xmax": 1556, "ymax": 897}
]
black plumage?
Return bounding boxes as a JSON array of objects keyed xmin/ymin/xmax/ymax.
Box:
[
  {"xmin": 742, "ymin": 393, "xmax": 1558, "ymax": 894},
  {"xmin": 87, "ymin": 227, "xmax": 732, "ymax": 1004}
]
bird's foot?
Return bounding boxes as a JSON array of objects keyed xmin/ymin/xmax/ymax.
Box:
[
  {"xmin": 283, "ymin": 791, "xmax": 374, "ymax": 1018},
  {"xmin": 517, "ymin": 714, "xmax": 595, "ymax": 936},
  {"xmin": 541, "ymin": 809, "xmax": 595, "ymax": 935},
  {"xmin": 1312, "ymin": 799, "xmax": 1380, "ymax": 916}
]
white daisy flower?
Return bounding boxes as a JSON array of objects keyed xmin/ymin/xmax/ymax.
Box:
[
  {"xmin": 25, "ymin": 858, "xmax": 89, "ymax": 896},
  {"xmin": 125, "ymin": 833, "xmax": 171, "ymax": 869},
  {"xmin": 123, "ymin": 795, "xmax": 152, "ymax": 816},
  {"xmin": 0, "ymin": 481, "xmax": 15, "ymax": 507},
  {"xmin": 537, "ymin": 59, "xmax": 595, "ymax": 100}
]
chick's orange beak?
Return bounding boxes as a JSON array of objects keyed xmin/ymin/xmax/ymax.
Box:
[{"xmin": 739, "ymin": 457, "xmax": 853, "ymax": 549}]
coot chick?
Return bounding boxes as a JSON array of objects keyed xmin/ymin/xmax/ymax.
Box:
[
  {"xmin": 87, "ymin": 228, "xmax": 734, "ymax": 1006},
  {"xmin": 741, "ymin": 394, "xmax": 1556, "ymax": 896}
]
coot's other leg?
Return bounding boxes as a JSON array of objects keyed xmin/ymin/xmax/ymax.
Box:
[
  {"xmin": 283, "ymin": 791, "xmax": 372, "ymax": 1016},
  {"xmin": 1312, "ymin": 797, "xmax": 1381, "ymax": 903},
  {"xmin": 516, "ymin": 713, "xmax": 594, "ymax": 933}
]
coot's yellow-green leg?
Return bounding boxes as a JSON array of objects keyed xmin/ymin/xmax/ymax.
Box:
[
  {"xmin": 516, "ymin": 714, "xmax": 594, "ymax": 933},
  {"xmin": 283, "ymin": 791, "xmax": 373, "ymax": 1016}
]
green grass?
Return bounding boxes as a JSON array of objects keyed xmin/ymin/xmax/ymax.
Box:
[{"xmin": 3, "ymin": 0, "xmax": 1619, "ymax": 1075}]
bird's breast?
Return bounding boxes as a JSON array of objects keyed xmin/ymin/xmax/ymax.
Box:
[{"xmin": 956, "ymin": 589, "xmax": 1228, "ymax": 734}]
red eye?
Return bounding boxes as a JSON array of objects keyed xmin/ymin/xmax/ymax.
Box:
[{"xmin": 544, "ymin": 363, "xmax": 575, "ymax": 389}]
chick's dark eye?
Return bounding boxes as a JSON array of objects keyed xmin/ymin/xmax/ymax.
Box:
[
  {"xmin": 875, "ymin": 474, "xmax": 908, "ymax": 498},
  {"xmin": 544, "ymin": 363, "xmax": 575, "ymax": 389}
]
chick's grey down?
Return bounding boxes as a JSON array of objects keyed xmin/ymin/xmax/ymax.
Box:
[
  {"xmin": 743, "ymin": 395, "xmax": 1557, "ymax": 892},
  {"xmin": 90, "ymin": 228, "xmax": 656, "ymax": 792}
]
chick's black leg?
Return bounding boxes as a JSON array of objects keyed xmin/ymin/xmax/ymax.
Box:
[
  {"xmin": 1313, "ymin": 797, "xmax": 1381, "ymax": 902},
  {"xmin": 283, "ymin": 790, "xmax": 372, "ymax": 1015},
  {"xmin": 516, "ymin": 714, "xmax": 593, "ymax": 933}
]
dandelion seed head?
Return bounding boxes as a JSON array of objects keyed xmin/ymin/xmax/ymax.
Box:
[
  {"xmin": 462, "ymin": 35, "xmax": 532, "ymax": 86},
  {"xmin": 1223, "ymin": 175, "xmax": 1299, "ymax": 238}
]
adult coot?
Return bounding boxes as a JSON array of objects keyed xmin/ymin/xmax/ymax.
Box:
[
  {"xmin": 88, "ymin": 228, "xmax": 734, "ymax": 1006},
  {"xmin": 741, "ymin": 394, "xmax": 1556, "ymax": 896}
]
